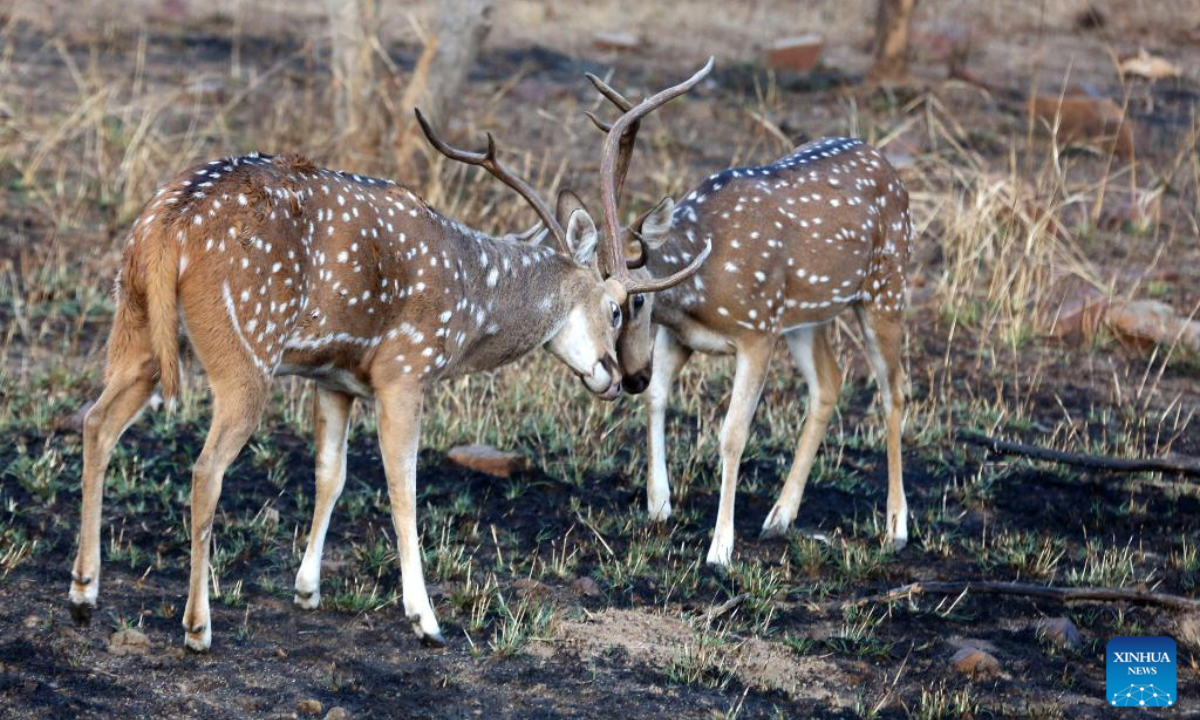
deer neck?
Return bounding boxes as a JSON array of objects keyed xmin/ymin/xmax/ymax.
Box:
[
  {"xmin": 640, "ymin": 208, "xmax": 712, "ymax": 327},
  {"xmin": 441, "ymin": 228, "xmax": 579, "ymax": 374}
]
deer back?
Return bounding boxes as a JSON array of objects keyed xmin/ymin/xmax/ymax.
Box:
[
  {"xmin": 644, "ymin": 137, "xmax": 911, "ymax": 340},
  {"xmin": 123, "ymin": 153, "xmax": 583, "ymax": 395}
]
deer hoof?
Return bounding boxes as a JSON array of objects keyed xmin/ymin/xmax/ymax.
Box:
[
  {"xmin": 758, "ymin": 523, "xmax": 791, "ymax": 541},
  {"xmin": 293, "ymin": 591, "xmax": 320, "ymax": 610},
  {"xmin": 184, "ymin": 627, "xmax": 212, "ymax": 653},
  {"xmin": 68, "ymin": 599, "xmax": 95, "ymax": 625},
  {"xmin": 646, "ymin": 502, "xmax": 672, "ymax": 523},
  {"xmin": 418, "ymin": 628, "xmax": 446, "ymax": 648}
]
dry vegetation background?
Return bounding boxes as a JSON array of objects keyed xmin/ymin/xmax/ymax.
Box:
[{"xmin": 1, "ymin": 0, "xmax": 1199, "ymax": 718}]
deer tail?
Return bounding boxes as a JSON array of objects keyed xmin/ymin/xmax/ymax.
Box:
[{"xmin": 142, "ymin": 224, "xmax": 182, "ymax": 401}]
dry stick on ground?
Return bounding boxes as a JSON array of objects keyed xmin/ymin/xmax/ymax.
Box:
[
  {"xmin": 843, "ymin": 580, "xmax": 1200, "ymax": 613},
  {"xmin": 957, "ymin": 431, "xmax": 1200, "ymax": 478},
  {"xmin": 704, "ymin": 593, "xmax": 749, "ymax": 626}
]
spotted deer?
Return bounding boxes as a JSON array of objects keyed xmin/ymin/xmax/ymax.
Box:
[
  {"xmin": 67, "ymin": 71, "xmax": 710, "ymax": 651},
  {"xmin": 587, "ymin": 70, "xmax": 912, "ymax": 567}
]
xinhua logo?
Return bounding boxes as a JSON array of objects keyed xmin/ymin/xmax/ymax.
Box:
[{"xmin": 1106, "ymin": 636, "xmax": 1176, "ymax": 707}]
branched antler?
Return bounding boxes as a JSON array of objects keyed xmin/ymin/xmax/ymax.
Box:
[
  {"xmin": 596, "ymin": 58, "xmax": 715, "ymax": 292},
  {"xmin": 415, "ymin": 109, "xmax": 567, "ymax": 253}
]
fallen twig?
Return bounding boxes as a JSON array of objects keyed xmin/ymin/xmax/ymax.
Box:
[
  {"xmin": 704, "ymin": 593, "xmax": 749, "ymax": 625},
  {"xmin": 957, "ymin": 431, "xmax": 1200, "ymax": 478},
  {"xmin": 847, "ymin": 580, "xmax": 1200, "ymax": 613},
  {"xmin": 575, "ymin": 513, "xmax": 615, "ymax": 558}
]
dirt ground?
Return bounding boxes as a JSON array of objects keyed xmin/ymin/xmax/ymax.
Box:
[{"xmin": 1, "ymin": 1, "xmax": 1199, "ymax": 718}]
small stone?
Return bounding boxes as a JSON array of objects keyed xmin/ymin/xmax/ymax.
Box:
[
  {"xmin": 592, "ymin": 32, "xmax": 640, "ymax": 52},
  {"xmin": 274, "ymin": 647, "xmax": 288, "ymax": 660},
  {"xmin": 1037, "ymin": 617, "xmax": 1083, "ymax": 649},
  {"xmin": 108, "ymin": 628, "xmax": 152, "ymax": 656},
  {"xmin": 22, "ymin": 615, "xmax": 40, "ymax": 630},
  {"xmin": 511, "ymin": 578, "xmax": 548, "ymax": 598},
  {"xmin": 1105, "ymin": 300, "xmax": 1200, "ymax": 353},
  {"xmin": 1119, "ymin": 50, "xmax": 1181, "ymax": 82},
  {"xmin": 948, "ymin": 636, "xmax": 1000, "ymax": 654},
  {"xmin": 298, "ymin": 699, "xmax": 323, "ymax": 716},
  {"xmin": 951, "ymin": 647, "xmax": 1001, "ymax": 678},
  {"xmin": 571, "ymin": 576, "xmax": 602, "ymax": 598},
  {"xmin": 325, "ymin": 708, "xmax": 349, "ymax": 720},
  {"xmin": 447, "ymin": 444, "xmax": 527, "ymax": 478},
  {"xmin": 766, "ymin": 35, "xmax": 823, "ymax": 72}
]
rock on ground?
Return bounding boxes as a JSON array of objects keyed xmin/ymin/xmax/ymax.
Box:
[
  {"xmin": 108, "ymin": 628, "xmax": 152, "ymax": 656},
  {"xmin": 446, "ymin": 444, "xmax": 528, "ymax": 478},
  {"xmin": 1037, "ymin": 617, "xmax": 1083, "ymax": 649},
  {"xmin": 951, "ymin": 647, "xmax": 1002, "ymax": 679}
]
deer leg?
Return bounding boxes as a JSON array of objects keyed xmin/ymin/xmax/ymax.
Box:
[
  {"xmin": 68, "ymin": 345, "xmax": 156, "ymax": 623},
  {"xmin": 375, "ymin": 381, "xmax": 443, "ymax": 647},
  {"xmin": 645, "ymin": 326, "xmax": 692, "ymax": 522},
  {"xmin": 182, "ymin": 375, "xmax": 266, "ymax": 651},
  {"xmin": 855, "ymin": 305, "xmax": 908, "ymax": 550},
  {"xmin": 761, "ymin": 324, "xmax": 842, "ymax": 539},
  {"xmin": 706, "ymin": 337, "xmax": 774, "ymax": 567},
  {"xmin": 294, "ymin": 387, "xmax": 353, "ymax": 610}
]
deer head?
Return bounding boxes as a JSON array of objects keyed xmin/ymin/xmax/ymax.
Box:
[
  {"xmin": 543, "ymin": 189, "xmax": 628, "ymax": 400},
  {"xmin": 414, "ymin": 113, "xmax": 625, "ymax": 399},
  {"xmin": 614, "ymin": 197, "xmax": 677, "ymax": 392},
  {"xmin": 583, "ymin": 59, "xmax": 714, "ymax": 393},
  {"xmin": 416, "ymin": 60, "xmax": 713, "ymax": 398}
]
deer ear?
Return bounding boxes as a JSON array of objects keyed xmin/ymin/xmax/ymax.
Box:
[
  {"xmin": 556, "ymin": 189, "xmax": 586, "ymax": 230},
  {"xmin": 565, "ymin": 208, "xmax": 599, "ymax": 266},
  {"xmin": 636, "ymin": 197, "xmax": 675, "ymax": 248}
]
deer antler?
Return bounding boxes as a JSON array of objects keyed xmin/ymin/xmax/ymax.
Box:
[
  {"xmin": 414, "ymin": 109, "xmax": 568, "ymax": 254},
  {"xmin": 585, "ymin": 73, "xmax": 650, "ymax": 269},
  {"xmin": 584, "ymin": 72, "xmax": 637, "ymax": 206},
  {"xmin": 598, "ymin": 58, "xmax": 715, "ymax": 293}
]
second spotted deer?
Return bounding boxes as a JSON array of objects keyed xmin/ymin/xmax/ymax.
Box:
[{"xmin": 588, "ymin": 71, "xmax": 912, "ymax": 567}]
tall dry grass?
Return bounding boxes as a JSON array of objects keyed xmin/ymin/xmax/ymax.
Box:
[{"xmin": 0, "ymin": 8, "xmax": 1195, "ymax": 484}]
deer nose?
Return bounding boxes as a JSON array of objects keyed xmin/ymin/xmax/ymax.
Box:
[
  {"xmin": 600, "ymin": 355, "xmax": 621, "ymax": 383},
  {"xmin": 622, "ymin": 369, "xmax": 651, "ymax": 394}
]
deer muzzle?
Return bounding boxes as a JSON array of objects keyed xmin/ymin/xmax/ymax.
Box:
[
  {"xmin": 581, "ymin": 355, "xmax": 622, "ymax": 401},
  {"xmin": 621, "ymin": 368, "xmax": 652, "ymax": 395}
]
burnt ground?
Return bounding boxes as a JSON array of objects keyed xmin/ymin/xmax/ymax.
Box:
[
  {"xmin": 2, "ymin": 1, "xmax": 1200, "ymax": 718},
  {"xmin": 1, "ymin": 363, "xmax": 1198, "ymax": 718}
]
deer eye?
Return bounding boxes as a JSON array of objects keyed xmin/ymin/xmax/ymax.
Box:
[
  {"xmin": 609, "ymin": 301, "xmax": 622, "ymax": 329},
  {"xmin": 632, "ymin": 293, "xmax": 645, "ymax": 312}
]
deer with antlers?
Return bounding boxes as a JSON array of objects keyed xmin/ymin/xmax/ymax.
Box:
[
  {"xmin": 586, "ymin": 68, "xmax": 912, "ymax": 567},
  {"xmin": 67, "ymin": 65, "xmax": 710, "ymax": 651}
]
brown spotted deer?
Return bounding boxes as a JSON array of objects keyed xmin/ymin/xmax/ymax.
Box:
[
  {"xmin": 587, "ymin": 71, "xmax": 912, "ymax": 567},
  {"xmin": 67, "ymin": 67, "xmax": 710, "ymax": 651}
]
